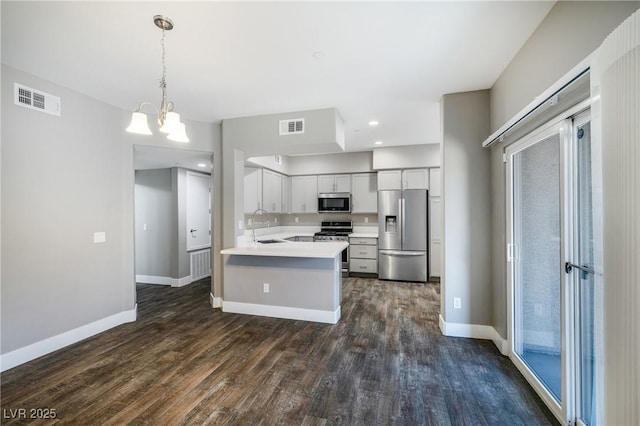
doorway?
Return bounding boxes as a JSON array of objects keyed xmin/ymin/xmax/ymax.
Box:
[{"xmin": 506, "ymin": 108, "xmax": 598, "ymax": 425}]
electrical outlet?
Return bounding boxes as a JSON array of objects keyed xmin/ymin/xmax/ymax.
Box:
[
  {"xmin": 248, "ymin": 218, "xmax": 252, "ymax": 226},
  {"xmin": 295, "ymin": 217, "xmax": 299, "ymax": 223},
  {"xmin": 274, "ymin": 217, "xmax": 278, "ymax": 224},
  {"xmin": 453, "ymin": 297, "xmax": 462, "ymax": 309},
  {"xmin": 263, "ymin": 283, "xmax": 270, "ymax": 293},
  {"xmin": 364, "ymin": 217, "xmax": 369, "ymax": 223}
]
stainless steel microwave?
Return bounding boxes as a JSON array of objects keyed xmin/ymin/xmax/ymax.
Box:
[{"xmin": 318, "ymin": 193, "xmax": 351, "ymax": 213}]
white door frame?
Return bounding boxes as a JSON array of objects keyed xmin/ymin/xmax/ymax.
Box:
[{"xmin": 505, "ymin": 100, "xmax": 592, "ymax": 425}]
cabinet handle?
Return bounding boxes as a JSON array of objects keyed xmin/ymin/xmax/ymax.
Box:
[{"xmin": 359, "ymin": 266, "xmax": 367, "ymax": 269}]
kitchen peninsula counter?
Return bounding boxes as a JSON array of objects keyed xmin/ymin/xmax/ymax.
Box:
[{"xmin": 220, "ymin": 241, "xmax": 347, "ymax": 324}]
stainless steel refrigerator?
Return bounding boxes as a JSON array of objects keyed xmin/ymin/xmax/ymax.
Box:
[{"xmin": 378, "ymin": 189, "xmax": 428, "ymax": 282}]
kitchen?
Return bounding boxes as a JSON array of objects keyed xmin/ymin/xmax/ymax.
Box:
[{"xmin": 220, "ymin": 125, "xmax": 442, "ymax": 323}]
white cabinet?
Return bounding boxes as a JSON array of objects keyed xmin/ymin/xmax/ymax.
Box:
[
  {"xmin": 377, "ymin": 170, "xmax": 402, "ymax": 190},
  {"xmin": 318, "ymin": 174, "xmax": 350, "ymax": 193},
  {"xmin": 377, "ymin": 169, "xmax": 430, "ymax": 190},
  {"xmin": 429, "ymin": 168, "xmax": 441, "ymax": 197},
  {"xmin": 349, "ymin": 237, "xmax": 378, "ymax": 275},
  {"xmin": 429, "ymin": 195, "xmax": 441, "ymax": 277},
  {"xmin": 291, "ymin": 175, "xmax": 318, "ymax": 213},
  {"xmin": 402, "ymin": 169, "xmax": 429, "ymax": 189},
  {"xmin": 262, "ymin": 169, "xmax": 283, "ymax": 213},
  {"xmin": 281, "ymin": 175, "xmax": 290, "ymax": 213},
  {"xmin": 351, "ymin": 173, "xmax": 378, "ymax": 213},
  {"xmin": 244, "ymin": 167, "xmax": 262, "ymax": 213}
]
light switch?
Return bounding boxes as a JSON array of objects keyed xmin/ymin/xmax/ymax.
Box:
[{"xmin": 94, "ymin": 232, "xmax": 106, "ymax": 243}]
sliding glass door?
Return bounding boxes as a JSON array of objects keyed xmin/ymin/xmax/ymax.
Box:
[
  {"xmin": 508, "ymin": 124, "xmax": 564, "ymax": 412},
  {"xmin": 507, "ymin": 110, "xmax": 597, "ymax": 425}
]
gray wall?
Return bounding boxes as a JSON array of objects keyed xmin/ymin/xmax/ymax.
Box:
[
  {"xmin": 441, "ymin": 90, "xmax": 491, "ymax": 326},
  {"xmin": 135, "ymin": 169, "xmax": 173, "ymax": 278},
  {"xmin": 490, "ymin": 1, "xmax": 640, "ymax": 133},
  {"xmin": 372, "ymin": 144, "xmax": 440, "ymax": 170},
  {"xmin": 287, "ymin": 151, "xmax": 373, "ymax": 175},
  {"xmin": 1, "ymin": 64, "xmax": 220, "ymax": 358},
  {"xmin": 489, "ymin": 1, "xmax": 639, "ymax": 338},
  {"xmin": 1, "ymin": 65, "xmax": 135, "ymax": 353},
  {"xmin": 222, "ymin": 108, "xmax": 344, "ymax": 156}
]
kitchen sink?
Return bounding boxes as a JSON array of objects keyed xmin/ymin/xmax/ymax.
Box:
[{"xmin": 257, "ymin": 239, "xmax": 285, "ymax": 244}]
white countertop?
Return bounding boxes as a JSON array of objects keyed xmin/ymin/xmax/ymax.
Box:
[
  {"xmin": 221, "ymin": 241, "xmax": 348, "ymax": 258},
  {"xmin": 349, "ymin": 233, "xmax": 379, "ymax": 238}
]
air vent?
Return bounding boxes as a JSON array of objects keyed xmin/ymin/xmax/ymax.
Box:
[
  {"xmin": 279, "ymin": 118, "xmax": 304, "ymax": 135},
  {"xmin": 14, "ymin": 83, "xmax": 61, "ymax": 116}
]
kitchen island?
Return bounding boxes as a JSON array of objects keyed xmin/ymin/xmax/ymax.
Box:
[{"xmin": 220, "ymin": 241, "xmax": 348, "ymax": 324}]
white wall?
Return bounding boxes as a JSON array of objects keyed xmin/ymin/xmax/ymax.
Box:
[
  {"xmin": 372, "ymin": 144, "xmax": 440, "ymax": 170},
  {"xmin": 287, "ymin": 151, "xmax": 373, "ymax": 175}
]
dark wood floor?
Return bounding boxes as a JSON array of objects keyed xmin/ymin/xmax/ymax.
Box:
[{"xmin": 1, "ymin": 277, "xmax": 558, "ymax": 425}]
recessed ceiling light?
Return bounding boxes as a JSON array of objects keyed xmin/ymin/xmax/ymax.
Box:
[
  {"xmin": 197, "ymin": 163, "xmax": 207, "ymax": 167},
  {"xmin": 369, "ymin": 120, "xmax": 379, "ymax": 126},
  {"xmin": 374, "ymin": 141, "xmax": 383, "ymax": 145}
]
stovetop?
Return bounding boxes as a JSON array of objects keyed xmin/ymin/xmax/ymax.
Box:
[{"xmin": 315, "ymin": 220, "xmax": 353, "ymax": 236}]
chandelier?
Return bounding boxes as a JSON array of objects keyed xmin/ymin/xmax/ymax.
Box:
[{"xmin": 126, "ymin": 15, "xmax": 189, "ymax": 143}]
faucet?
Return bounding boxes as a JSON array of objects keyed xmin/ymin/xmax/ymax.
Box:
[{"xmin": 251, "ymin": 208, "xmax": 271, "ymax": 243}]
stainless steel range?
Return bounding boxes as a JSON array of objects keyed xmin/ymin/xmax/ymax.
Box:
[{"xmin": 314, "ymin": 221, "xmax": 352, "ymax": 276}]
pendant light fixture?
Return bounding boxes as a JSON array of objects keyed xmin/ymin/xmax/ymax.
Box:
[{"xmin": 126, "ymin": 15, "xmax": 189, "ymax": 143}]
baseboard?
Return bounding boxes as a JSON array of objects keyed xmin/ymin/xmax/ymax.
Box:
[
  {"xmin": 210, "ymin": 293, "xmax": 223, "ymax": 309},
  {"xmin": 0, "ymin": 305, "xmax": 138, "ymax": 372},
  {"xmin": 136, "ymin": 274, "xmax": 171, "ymax": 285},
  {"xmin": 439, "ymin": 314, "xmax": 509, "ymax": 356},
  {"xmin": 222, "ymin": 301, "xmax": 340, "ymax": 324},
  {"xmin": 171, "ymin": 276, "xmax": 192, "ymax": 288}
]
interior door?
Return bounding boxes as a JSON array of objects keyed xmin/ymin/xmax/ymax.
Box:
[{"xmin": 186, "ymin": 171, "xmax": 211, "ymax": 251}]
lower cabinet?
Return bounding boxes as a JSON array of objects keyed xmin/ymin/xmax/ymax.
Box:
[{"xmin": 349, "ymin": 237, "xmax": 378, "ymax": 276}]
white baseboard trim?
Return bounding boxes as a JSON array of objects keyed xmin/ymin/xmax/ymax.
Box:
[
  {"xmin": 136, "ymin": 274, "xmax": 171, "ymax": 285},
  {"xmin": 223, "ymin": 301, "xmax": 340, "ymax": 324},
  {"xmin": 439, "ymin": 314, "xmax": 509, "ymax": 356},
  {"xmin": 209, "ymin": 293, "xmax": 223, "ymax": 309},
  {"xmin": 0, "ymin": 305, "xmax": 138, "ymax": 372},
  {"xmin": 171, "ymin": 276, "xmax": 192, "ymax": 288}
]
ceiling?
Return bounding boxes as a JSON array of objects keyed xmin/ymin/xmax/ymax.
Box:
[{"xmin": 2, "ymin": 1, "xmax": 554, "ymax": 155}]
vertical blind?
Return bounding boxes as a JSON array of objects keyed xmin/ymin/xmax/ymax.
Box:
[{"xmin": 591, "ymin": 9, "xmax": 639, "ymax": 426}]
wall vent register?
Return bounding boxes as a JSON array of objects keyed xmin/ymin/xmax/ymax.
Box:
[
  {"xmin": 14, "ymin": 83, "xmax": 61, "ymax": 116},
  {"xmin": 279, "ymin": 118, "xmax": 304, "ymax": 135}
]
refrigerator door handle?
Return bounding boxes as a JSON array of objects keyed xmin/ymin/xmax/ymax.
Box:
[
  {"xmin": 380, "ymin": 250, "xmax": 425, "ymax": 256},
  {"xmin": 401, "ymin": 198, "xmax": 406, "ymax": 244}
]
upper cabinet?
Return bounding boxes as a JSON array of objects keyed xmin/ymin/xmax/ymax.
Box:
[
  {"xmin": 244, "ymin": 167, "xmax": 263, "ymax": 213},
  {"xmin": 281, "ymin": 175, "xmax": 290, "ymax": 213},
  {"xmin": 377, "ymin": 169, "xmax": 429, "ymax": 190},
  {"xmin": 402, "ymin": 169, "xmax": 429, "ymax": 189},
  {"xmin": 429, "ymin": 168, "xmax": 441, "ymax": 197},
  {"xmin": 351, "ymin": 173, "xmax": 378, "ymax": 213},
  {"xmin": 291, "ymin": 175, "xmax": 318, "ymax": 213},
  {"xmin": 377, "ymin": 170, "xmax": 402, "ymax": 190},
  {"xmin": 262, "ymin": 169, "xmax": 283, "ymax": 213},
  {"xmin": 318, "ymin": 174, "xmax": 351, "ymax": 193}
]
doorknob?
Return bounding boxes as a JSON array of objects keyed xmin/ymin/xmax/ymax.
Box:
[{"xmin": 190, "ymin": 229, "xmax": 197, "ymax": 233}]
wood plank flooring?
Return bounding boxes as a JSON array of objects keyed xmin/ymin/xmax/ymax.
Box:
[{"xmin": 1, "ymin": 277, "xmax": 558, "ymax": 425}]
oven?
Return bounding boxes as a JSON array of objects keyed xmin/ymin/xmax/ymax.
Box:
[{"xmin": 313, "ymin": 221, "xmax": 352, "ymax": 277}]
